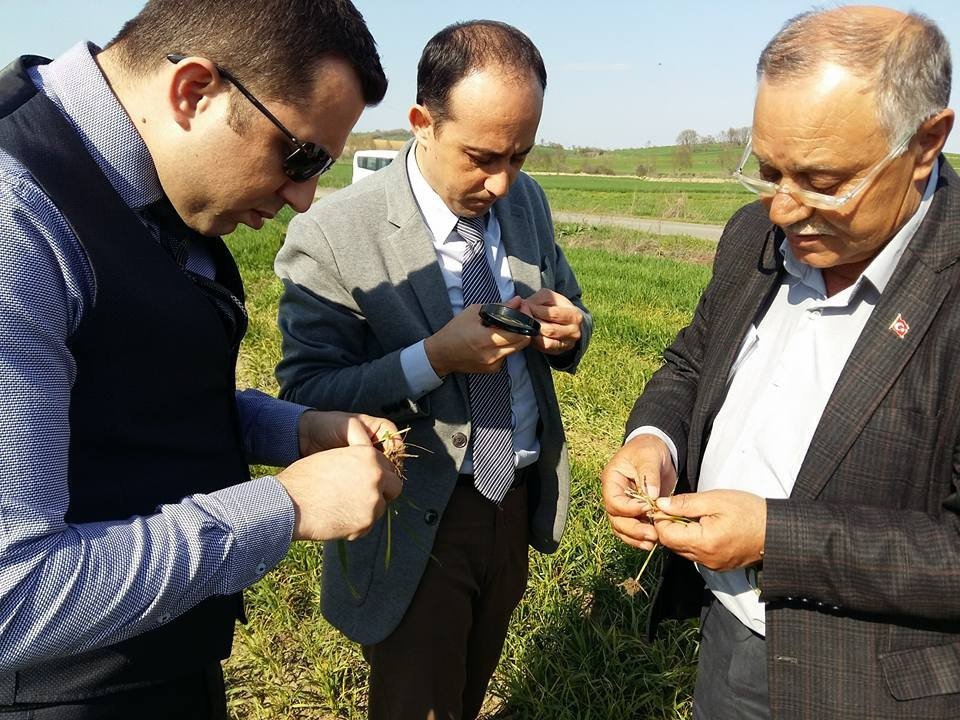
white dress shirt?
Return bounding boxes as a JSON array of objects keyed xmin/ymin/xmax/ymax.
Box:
[
  {"xmin": 633, "ymin": 161, "xmax": 939, "ymax": 635},
  {"xmin": 398, "ymin": 144, "xmax": 540, "ymax": 473}
]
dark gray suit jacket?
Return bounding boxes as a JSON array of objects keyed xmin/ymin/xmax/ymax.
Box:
[
  {"xmin": 275, "ymin": 142, "xmax": 592, "ymax": 644},
  {"xmin": 631, "ymin": 158, "xmax": 960, "ymax": 719}
]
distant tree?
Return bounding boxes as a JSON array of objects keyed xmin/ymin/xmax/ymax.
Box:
[
  {"xmin": 526, "ymin": 141, "xmax": 568, "ymax": 173},
  {"xmin": 673, "ymin": 144, "xmax": 693, "ymax": 171},
  {"xmin": 574, "ymin": 146, "xmax": 605, "ymax": 157},
  {"xmin": 718, "ymin": 145, "xmax": 742, "ymax": 174},
  {"xmin": 722, "ymin": 126, "xmax": 751, "ymax": 145},
  {"xmin": 635, "ymin": 155, "xmax": 657, "ymax": 177},
  {"xmin": 676, "ymin": 128, "xmax": 698, "ymax": 148},
  {"xmin": 550, "ymin": 143, "xmax": 568, "ymax": 173}
]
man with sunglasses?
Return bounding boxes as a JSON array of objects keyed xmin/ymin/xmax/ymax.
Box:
[
  {"xmin": 0, "ymin": 1, "xmax": 402, "ymax": 716},
  {"xmin": 603, "ymin": 6, "xmax": 957, "ymax": 720}
]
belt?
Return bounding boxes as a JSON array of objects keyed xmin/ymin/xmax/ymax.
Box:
[{"xmin": 457, "ymin": 462, "xmax": 536, "ymax": 490}]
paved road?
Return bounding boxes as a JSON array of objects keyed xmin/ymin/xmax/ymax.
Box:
[
  {"xmin": 552, "ymin": 211, "xmax": 723, "ymax": 242},
  {"xmin": 316, "ymin": 187, "xmax": 724, "ymax": 241}
]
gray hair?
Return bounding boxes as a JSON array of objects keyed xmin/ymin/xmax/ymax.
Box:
[{"xmin": 757, "ymin": 8, "xmax": 952, "ymax": 148}]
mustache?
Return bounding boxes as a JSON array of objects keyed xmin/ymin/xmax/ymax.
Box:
[{"xmin": 784, "ymin": 221, "xmax": 834, "ymax": 236}]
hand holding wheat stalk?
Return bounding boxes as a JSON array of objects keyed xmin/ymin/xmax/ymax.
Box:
[
  {"xmin": 336, "ymin": 427, "xmax": 434, "ymax": 598},
  {"xmin": 619, "ymin": 477, "xmax": 690, "ymax": 598}
]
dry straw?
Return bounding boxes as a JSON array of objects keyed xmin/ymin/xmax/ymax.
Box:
[{"xmin": 619, "ymin": 479, "xmax": 690, "ymax": 598}]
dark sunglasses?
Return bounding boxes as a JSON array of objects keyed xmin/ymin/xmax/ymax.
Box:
[{"xmin": 166, "ymin": 54, "xmax": 335, "ymax": 182}]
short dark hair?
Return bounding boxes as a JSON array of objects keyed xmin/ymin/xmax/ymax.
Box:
[
  {"xmin": 416, "ymin": 20, "xmax": 546, "ymax": 126},
  {"xmin": 106, "ymin": 0, "xmax": 387, "ymax": 107}
]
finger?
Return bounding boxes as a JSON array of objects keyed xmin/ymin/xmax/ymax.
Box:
[
  {"xmin": 656, "ymin": 493, "xmax": 709, "ymax": 519},
  {"xmin": 344, "ymin": 416, "xmax": 378, "ymax": 447},
  {"xmin": 608, "ymin": 514, "xmax": 658, "ymax": 545},
  {"xmin": 611, "ymin": 528, "xmax": 659, "ymax": 552},
  {"xmin": 528, "ymin": 303, "xmax": 578, "ymax": 324},
  {"xmin": 606, "ymin": 501, "xmax": 649, "ymax": 523},
  {"xmin": 604, "ymin": 487, "xmax": 649, "ymax": 517},
  {"xmin": 488, "ymin": 328, "xmax": 530, "ymax": 348},
  {"xmin": 654, "ymin": 516, "xmax": 702, "ymax": 555},
  {"xmin": 503, "ymin": 295, "xmax": 523, "ymax": 309},
  {"xmin": 538, "ymin": 318, "xmax": 579, "ymax": 336},
  {"xmin": 525, "ymin": 288, "xmax": 562, "ymax": 306},
  {"xmin": 371, "ymin": 420, "xmax": 403, "ymax": 453}
]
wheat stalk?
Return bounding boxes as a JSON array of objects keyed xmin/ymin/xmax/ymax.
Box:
[
  {"xmin": 337, "ymin": 427, "xmax": 433, "ymax": 599},
  {"xmin": 619, "ymin": 476, "xmax": 689, "ymax": 599}
]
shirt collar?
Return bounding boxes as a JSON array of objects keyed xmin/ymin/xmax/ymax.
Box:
[
  {"xmin": 406, "ymin": 140, "xmax": 496, "ymax": 243},
  {"xmin": 32, "ymin": 42, "xmax": 163, "ymax": 210},
  {"xmin": 781, "ymin": 157, "xmax": 940, "ymax": 297}
]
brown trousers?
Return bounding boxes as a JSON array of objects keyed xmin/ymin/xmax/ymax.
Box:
[{"xmin": 363, "ymin": 477, "xmax": 530, "ymax": 720}]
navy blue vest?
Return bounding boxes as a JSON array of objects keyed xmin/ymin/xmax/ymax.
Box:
[{"xmin": 0, "ymin": 56, "xmax": 251, "ymax": 703}]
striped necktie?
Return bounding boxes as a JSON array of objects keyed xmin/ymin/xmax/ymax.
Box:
[{"xmin": 457, "ymin": 214, "xmax": 515, "ymax": 503}]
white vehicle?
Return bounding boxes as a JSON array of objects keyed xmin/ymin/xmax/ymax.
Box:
[{"xmin": 352, "ymin": 149, "xmax": 399, "ymax": 183}]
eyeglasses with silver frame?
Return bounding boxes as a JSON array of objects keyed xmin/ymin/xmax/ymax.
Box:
[{"xmin": 733, "ymin": 134, "xmax": 912, "ymax": 210}]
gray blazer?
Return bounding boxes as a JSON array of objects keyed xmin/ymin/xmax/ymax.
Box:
[
  {"xmin": 632, "ymin": 159, "xmax": 960, "ymax": 719},
  {"xmin": 275, "ymin": 142, "xmax": 593, "ymax": 644}
]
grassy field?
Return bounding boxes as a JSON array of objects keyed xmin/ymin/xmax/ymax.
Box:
[
  {"xmin": 524, "ymin": 142, "xmax": 747, "ymax": 178},
  {"xmin": 317, "ymin": 159, "xmax": 751, "ymax": 225},
  {"xmin": 343, "ymin": 138, "xmax": 960, "ymax": 179},
  {"xmin": 534, "ymin": 176, "xmax": 753, "ymax": 225},
  {"xmin": 222, "ymin": 210, "xmax": 714, "ymax": 719}
]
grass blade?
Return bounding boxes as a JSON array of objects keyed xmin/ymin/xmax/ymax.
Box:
[{"xmin": 336, "ymin": 539, "xmax": 361, "ymax": 600}]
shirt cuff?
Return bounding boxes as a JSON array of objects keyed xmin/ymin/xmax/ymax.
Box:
[
  {"xmin": 625, "ymin": 426, "xmax": 679, "ymax": 470},
  {"xmin": 199, "ymin": 476, "xmax": 295, "ymax": 595},
  {"xmin": 236, "ymin": 389, "xmax": 307, "ymax": 466},
  {"xmin": 400, "ymin": 340, "xmax": 443, "ymax": 400}
]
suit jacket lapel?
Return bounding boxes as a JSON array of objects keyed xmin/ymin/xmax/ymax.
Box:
[
  {"xmin": 792, "ymin": 163, "xmax": 960, "ymax": 500},
  {"xmin": 383, "ymin": 141, "xmax": 454, "ymax": 336},
  {"xmin": 496, "ymin": 192, "xmax": 542, "ymax": 296}
]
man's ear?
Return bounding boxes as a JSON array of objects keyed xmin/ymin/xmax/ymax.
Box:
[
  {"xmin": 408, "ymin": 104, "xmax": 434, "ymax": 145},
  {"xmin": 911, "ymin": 108, "xmax": 954, "ymax": 183},
  {"xmin": 166, "ymin": 56, "xmax": 228, "ymax": 129}
]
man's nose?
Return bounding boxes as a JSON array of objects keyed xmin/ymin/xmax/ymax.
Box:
[
  {"xmin": 279, "ymin": 176, "xmax": 320, "ymax": 214},
  {"xmin": 484, "ymin": 168, "xmax": 512, "ymax": 199},
  {"xmin": 765, "ymin": 186, "xmax": 815, "ymax": 228}
]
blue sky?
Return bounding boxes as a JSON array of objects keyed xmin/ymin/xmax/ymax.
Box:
[{"xmin": 2, "ymin": 1, "xmax": 957, "ymax": 153}]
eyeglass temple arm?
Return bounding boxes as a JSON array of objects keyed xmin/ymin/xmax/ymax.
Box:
[{"xmin": 165, "ymin": 53, "xmax": 304, "ymax": 148}]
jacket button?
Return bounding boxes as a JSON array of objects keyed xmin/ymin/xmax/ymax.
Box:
[
  {"xmin": 424, "ymin": 509, "xmax": 439, "ymax": 525},
  {"xmin": 452, "ymin": 432, "xmax": 467, "ymax": 448}
]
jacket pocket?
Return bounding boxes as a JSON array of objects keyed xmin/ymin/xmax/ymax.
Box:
[{"xmin": 879, "ymin": 641, "xmax": 960, "ymax": 699}]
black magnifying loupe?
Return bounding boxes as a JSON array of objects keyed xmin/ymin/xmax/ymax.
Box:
[{"xmin": 478, "ymin": 303, "xmax": 541, "ymax": 336}]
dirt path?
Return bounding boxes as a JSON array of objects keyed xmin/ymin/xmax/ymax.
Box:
[
  {"xmin": 314, "ymin": 188, "xmax": 725, "ymax": 241},
  {"xmin": 552, "ymin": 211, "xmax": 723, "ymax": 241}
]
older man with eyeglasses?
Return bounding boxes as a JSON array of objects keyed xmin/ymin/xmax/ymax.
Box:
[
  {"xmin": 603, "ymin": 6, "xmax": 957, "ymax": 720},
  {"xmin": 0, "ymin": 1, "xmax": 403, "ymax": 716}
]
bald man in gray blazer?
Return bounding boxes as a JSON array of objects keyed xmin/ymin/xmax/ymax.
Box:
[{"xmin": 275, "ymin": 21, "xmax": 592, "ymax": 720}]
